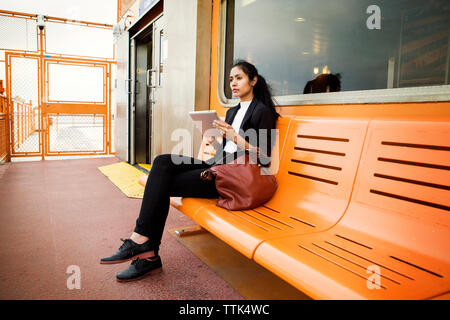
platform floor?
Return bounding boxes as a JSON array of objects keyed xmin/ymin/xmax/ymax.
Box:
[
  {"xmin": 0, "ymin": 156, "xmax": 309, "ymax": 300},
  {"xmin": 0, "ymin": 157, "xmax": 244, "ymax": 299}
]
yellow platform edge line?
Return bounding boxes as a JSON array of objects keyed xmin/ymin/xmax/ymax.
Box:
[
  {"xmin": 137, "ymin": 163, "xmax": 151, "ymax": 171},
  {"xmin": 98, "ymin": 162, "xmax": 145, "ymax": 198}
]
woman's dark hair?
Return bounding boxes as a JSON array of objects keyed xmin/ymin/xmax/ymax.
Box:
[{"xmin": 232, "ymin": 60, "xmax": 280, "ymax": 119}]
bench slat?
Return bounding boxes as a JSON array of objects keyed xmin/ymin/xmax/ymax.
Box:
[
  {"xmin": 371, "ymin": 160, "xmax": 450, "ymax": 191},
  {"xmin": 254, "ymin": 229, "xmax": 450, "ymax": 299},
  {"xmin": 254, "ymin": 120, "xmax": 450, "ymax": 299},
  {"xmin": 188, "ymin": 118, "xmax": 369, "ymax": 258}
]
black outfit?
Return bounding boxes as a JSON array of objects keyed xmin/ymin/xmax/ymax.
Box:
[{"xmin": 133, "ymin": 98, "xmax": 278, "ymax": 255}]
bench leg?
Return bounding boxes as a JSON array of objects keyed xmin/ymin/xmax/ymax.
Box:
[{"xmin": 174, "ymin": 225, "xmax": 207, "ymax": 237}]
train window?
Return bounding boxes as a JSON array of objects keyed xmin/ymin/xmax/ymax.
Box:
[{"xmin": 222, "ymin": 0, "xmax": 450, "ymax": 104}]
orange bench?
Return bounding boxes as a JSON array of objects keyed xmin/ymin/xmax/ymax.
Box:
[
  {"xmin": 141, "ymin": 117, "xmax": 450, "ymax": 299},
  {"xmin": 172, "ymin": 117, "xmax": 369, "ymax": 258},
  {"xmin": 254, "ymin": 120, "xmax": 450, "ymax": 299}
]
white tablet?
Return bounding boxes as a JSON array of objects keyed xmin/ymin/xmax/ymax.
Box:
[{"xmin": 189, "ymin": 110, "xmax": 221, "ymax": 136}]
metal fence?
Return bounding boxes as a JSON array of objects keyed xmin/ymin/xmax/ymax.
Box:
[
  {"xmin": 0, "ymin": 81, "xmax": 9, "ymax": 162},
  {"xmin": 0, "ymin": 9, "xmax": 116, "ymax": 160}
]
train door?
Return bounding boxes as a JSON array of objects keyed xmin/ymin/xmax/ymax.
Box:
[
  {"xmin": 132, "ymin": 29, "xmax": 152, "ymax": 164},
  {"xmin": 130, "ymin": 15, "xmax": 164, "ymax": 165}
]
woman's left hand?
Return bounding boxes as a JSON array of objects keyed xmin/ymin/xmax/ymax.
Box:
[{"xmin": 213, "ymin": 119, "xmax": 237, "ymax": 142}]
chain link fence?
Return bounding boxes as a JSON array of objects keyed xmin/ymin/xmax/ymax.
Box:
[
  {"xmin": 0, "ymin": 15, "xmax": 37, "ymax": 52},
  {"xmin": 0, "ymin": 11, "xmax": 114, "ymax": 158},
  {"xmin": 45, "ymin": 21, "xmax": 113, "ymax": 59},
  {"xmin": 47, "ymin": 63, "xmax": 105, "ymax": 103},
  {"xmin": 10, "ymin": 57, "xmax": 40, "ymax": 154},
  {"xmin": 47, "ymin": 114, "xmax": 105, "ymax": 153}
]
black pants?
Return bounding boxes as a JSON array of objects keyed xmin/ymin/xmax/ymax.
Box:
[{"xmin": 134, "ymin": 154, "xmax": 219, "ymax": 255}]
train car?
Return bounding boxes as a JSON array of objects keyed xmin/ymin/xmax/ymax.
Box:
[
  {"xmin": 114, "ymin": 0, "xmax": 450, "ymax": 162},
  {"xmin": 112, "ymin": 0, "xmax": 450, "ymax": 300}
]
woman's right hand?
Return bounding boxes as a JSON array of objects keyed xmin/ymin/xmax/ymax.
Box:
[{"xmin": 213, "ymin": 119, "xmax": 237, "ymax": 142}]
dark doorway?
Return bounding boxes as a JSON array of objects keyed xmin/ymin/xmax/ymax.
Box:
[{"xmin": 134, "ymin": 29, "xmax": 153, "ymax": 164}]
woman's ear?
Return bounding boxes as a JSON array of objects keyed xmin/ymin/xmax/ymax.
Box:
[{"xmin": 251, "ymin": 76, "xmax": 258, "ymax": 87}]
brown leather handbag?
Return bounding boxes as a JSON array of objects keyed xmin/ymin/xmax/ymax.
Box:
[{"xmin": 200, "ymin": 153, "xmax": 278, "ymax": 211}]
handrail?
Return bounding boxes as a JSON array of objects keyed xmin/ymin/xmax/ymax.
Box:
[
  {"xmin": 0, "ymin": 80, "xmax": 10, "ymax": 162},
  {"xmin": 0, "ymin": 9, "xmax": 113, "ymax": 28},
  {"xmin": 10, "ymin": 98, "xmax": 36, "ymax": 151}
]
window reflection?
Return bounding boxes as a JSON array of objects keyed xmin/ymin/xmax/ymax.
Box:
[
  {"xmin": 303, "ymin": 73, "xmax": 341, "ymax": 94},
  {"xmin": 224, "ymin": 0, "xmax": 450, "ymax": 98}
]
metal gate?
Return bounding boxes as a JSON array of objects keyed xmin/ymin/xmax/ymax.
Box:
[
  {"xmin": 5, "ymin": 54, "xmax": 41, "ymax": 156},
  {"xmin": 0, "ymin": 10, "xmax": 115, "ymax": 160}
]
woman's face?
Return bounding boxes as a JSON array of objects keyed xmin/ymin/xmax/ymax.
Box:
[{"xmin": 229, "ymin": 66, "xmax": 257, "ymax": 101}]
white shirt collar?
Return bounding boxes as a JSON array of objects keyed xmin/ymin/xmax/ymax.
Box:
[{"xmin": 239, "ymin": 99, "xmax": 252, "ymax": 112}]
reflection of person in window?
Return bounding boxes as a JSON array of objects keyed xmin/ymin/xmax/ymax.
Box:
[{"xmin": 303, "ymin": 73, "xmax": 341, "ymax": 94}]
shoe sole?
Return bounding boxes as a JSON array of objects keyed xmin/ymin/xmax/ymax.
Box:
[
  {"xmin": 116, "ymin": 267, "xmax": 163, "ymax": 282},
  {"xmin": 100, "ymin": 251, "xmax": 155, "ymax": 265}
]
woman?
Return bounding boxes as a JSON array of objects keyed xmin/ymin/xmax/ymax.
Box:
[{"xmin": 100, "ymin": 60, "xmax": 279, "ymax": 282}]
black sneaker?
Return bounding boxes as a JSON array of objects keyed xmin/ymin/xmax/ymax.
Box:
[
  {"xmin": 100, "ymin": 238, "xmax": 154, "ymax": 264},
  {"xmin": 116, "ymin": 256, "xmax": 162, "ymax": 282}
]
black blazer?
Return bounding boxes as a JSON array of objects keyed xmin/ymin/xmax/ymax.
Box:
[{"xmin": 210, "ymin": 98, "xmax": 278, "ymax": 166}]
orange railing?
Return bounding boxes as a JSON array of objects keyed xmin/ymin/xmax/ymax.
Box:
[
  {"xmin": 10, "ymin": 98, "xmax": 37, "ymax": 152},
  {"xmin": 0, "ymin": 80, "xmax": 10, "ymax": 162},
  {"xmin": 1, "ymin": 10, "xmax": 115, "ymax": 159}
]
